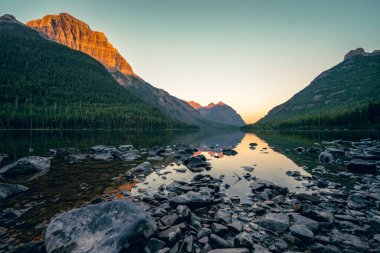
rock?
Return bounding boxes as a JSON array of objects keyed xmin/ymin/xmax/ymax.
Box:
[
  {"xmin": 159, "ymin": 226, "xmax": 181, "ymax": 244},
  {"xmin": 307, "ymin": 147, "xmax": 322, "ymax": 154},
  {"xmin": 290, "ymin": 214, "xmax": 319, "ymax": 233},
  {"xmin": 66, "ymin": 154, "xmax": 87, "ymax": 163},
  {"xmin": 255, "ymin": 213, "xmax": 290, "ymax": 232},
  {"xmin": 242, "ymin": 166, "xmax": 254, "ymax": 172},
  {"xmin": 325, "ymin": 147, "xmax": 345, "ymax": 155},
  {"xmin": 234, "ymin": 232, "xmax": 253, "ymax": 248},
  {"xmin": 93, "ymin": 153, "xmax": 113, "ymax": 161},
  {"xmin": 169, "ymin": 191, "xmax": 214, "ymax": 209},
  {"xmin": 144, "ymin": 238, "xmax": 166, "ymax": 253},
  {"xmin": 0, "ymin": 156, "xmax": 50, "ymax": 179},
  {"xmin": 119, "ymin": 151, "xmax": 140, "ymax": 161},
  {"xmin": 252, "ymin": 243, "xmax": 271, "ymax": 253},
  {"xmin": 183, "ymin": 155, "xmax": 209, "ymax": 169},
  {"xmin": 347, "ymin": 193, "xmax": 371, "ymax": 209},
  {"xmin": 369, "ymin": 216, "xmax": 380, "ymax": 232},
  {"xmin": 214, "ymin": 209, "xmax": 232, "ymax": 224},
  {"xmin": 286, "ymin": 170, "xmax": 301, "ymax": 177},
  {"xmin": 197, "ymin": 228, "xmax": 212, "ymax": 239},
  {"xmin": 183, "ymin": 235, "xmax": 194, "ymax": 253},
  {"xmin": 0, "ymin": 183, "xmax": 28, "ymax": 200},
  {"xmin": 129, "ymin": 162, "xmax": 153, "ymax": 174},
  {"xmin": 118, "ymin": 145, "xmax": 134, "ymax": 152},
  {"xmin": 212, "ymin": 223, "xmax": 229, "ymax": 235},
  {"xmin": 45, "ymin": 201, "xmax": 156, "ymax": 253},
  {"xmin": 347, "ymin": 159, "xmax": 377, "ymax": 174},
  {"xmin": 227, "ymin": 221, "xmax": 244, "ymax": 233},
  {"xmin": 208, "ymin": 249, "xmax": 249, "ymax": 253},
  {"xmin": 176, "ymin": 205, "xmax": 191, "ymax": 218},
  {"xmin": 295, "ymin": 147, "xmax": 305, "ymax": 153},
  {"xmin": 161, "ymin": 213, "xmax": 182, "ymax": 226},
  {"xmin": 319, "ymin": 152, "xmax": 334, "ymax": 164},
  {"xmin": 290, "ymin": 224, "xmax": 314, "ymax": 241},
  {"xmin": 330, "ymin": 230, "xmax": 369, "ymax": 252},
  {"xmin": 310, "ymin": 243, "xmax": 341, "ymax": 253},
  {"xmin": 209, "ymin": 233, "xmax": 233, "ymax": 248},
  {"xmin": 222, "ymin": 149, "xmax": 238, "ymax": 156},
  {"xmin": 301, "ymin": 204, "xmax": 334, "ymax": 223},
  {"xmin": 294, "ymin": 193, "xmax": 321, "ymax": 204}
]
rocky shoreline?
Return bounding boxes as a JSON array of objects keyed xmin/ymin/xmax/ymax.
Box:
[{"xmin": 1, "ymin": 138, "xmax": 380, "ymax": 253}]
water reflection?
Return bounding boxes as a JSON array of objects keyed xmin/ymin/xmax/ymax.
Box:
[
  {"xmin": 0, "ymin": 129, "xmax": 378, "ymax": 246},
  {"xmin": 133, "ymin": 132, "xmax": 310, "ymax": 202}
]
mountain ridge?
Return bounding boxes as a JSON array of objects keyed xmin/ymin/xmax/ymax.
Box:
[
  {"xmin": 246, "ymin": 48, "xmax": 380, "ymax": 129},
  {"xmin": 187, "ymin": 101, "xmax": 246, "ymax": 127},
  {"xmin": 0, "ymin": 14, "xmax": 188, "ymax": 129},
  {"xmin": 27, "ymin": 13, "xmax": 223, "ymax": 128}
]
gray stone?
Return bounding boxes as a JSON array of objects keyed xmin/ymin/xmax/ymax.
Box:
[
  {"xmin": 0, "ymin": 156, "xmax": 50, "ymax": 179},
  {"xmin": 290, "ymin": 224, "xmax": 314, "ymax": 241},
  {"xmin": 0, "ymin": 183, "xmax": 28, "ymax": 200},
  {"xmin": 129, "ymin": 162, "xmax": 153, "ymax": 174},
  {"xmin": 256, "ymin": 213, "xmax": 290, "ymax": 232},
  {"xmin": 45, "ymin": 201, "xmax": 156, "ymax": 253}
]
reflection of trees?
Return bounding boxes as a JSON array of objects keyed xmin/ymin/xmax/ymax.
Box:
[
  {"xmin": 253, "ymin": 131, "xmax": 378, "ymax": 186},
  {"xmin": 172, "ymin": 130, "xmax": 245, "ymax": 150}
]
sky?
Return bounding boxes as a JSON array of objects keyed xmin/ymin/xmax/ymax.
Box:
[{"xmin": 1, "ymin": 0, "xmax": 380, "ymax": 123}]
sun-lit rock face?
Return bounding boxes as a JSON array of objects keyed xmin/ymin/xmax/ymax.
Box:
[{"xmin": 27, "ymin": 13, "xmax": 136, "ymax": 76}]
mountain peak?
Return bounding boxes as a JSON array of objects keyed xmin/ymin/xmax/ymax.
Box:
[
  {"xmin": 0, "ymin": 14, "xmax": 17, "ymax": 22},
  {"xmin": 344, "ymin": 48, "xmax": 380, "ymax": 61},
  {"xmin": 187, "ymin": 101, "xmax": 202, "ymax": 109},
  {"xmin": 217, "ymin": 101, "xmax": 225, "ymax": 106},
  {"xmin": 27, "ymin": 13, "xmax": 137, "ymax": 77}
]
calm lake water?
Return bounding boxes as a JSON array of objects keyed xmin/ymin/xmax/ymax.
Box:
[{"xmin": 0, "ymin": 129, "xmax": 379, "ymax": 248}]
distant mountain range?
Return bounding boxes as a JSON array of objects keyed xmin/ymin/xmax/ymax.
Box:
[
  {"xmin": 244, "ymin": 48, "xmax": 380, "ymax": 130},
  {"xmin": 0, "ymin": 14, "xmax": 187, "ymax": 129},
  {"xmin": 187, "ymin": 101, "xmax": 246, "ymax": 126},
  {"xmin": 27, "ymin": 13, "xmax": 244, "ymax": 128}
]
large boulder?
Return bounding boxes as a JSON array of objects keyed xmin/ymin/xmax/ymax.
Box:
[
  {"xmin": 45, "ymin": 201, "xmax": 156, "ymax": 253},
  {"xmin": 0, "ymin": 183, "xmax": 28, "ymax": 200},
  {"xmin": 0, "ymin": 156, "xmax": 50, "ymax": 179},
  {"xmin": 346, "ymin": 159, "xmax": 377, "ymax": 174}
]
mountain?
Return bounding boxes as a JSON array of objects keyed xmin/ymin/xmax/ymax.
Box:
[
  {"xmin": 0, "ymin": 14, "xmax": 190, "ymax": 129},
  {"xmin": 244, "ymin": 48, "xmax": 380, "ymax": 130},
  {"xmin": 27, "ymin": 13, "xmax": 208, "ymax": 127},
  {"xmin": 188, "ymin": 101, "xmax": 246, "ymax": 127}
]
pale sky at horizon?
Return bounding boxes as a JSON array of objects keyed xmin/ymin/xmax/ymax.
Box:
[{"xmin": 1, "ymin": 0, "xmax": 380, "ymax": 123}]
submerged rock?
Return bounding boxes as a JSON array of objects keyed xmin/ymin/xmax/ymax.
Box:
[
  {"xmin": 0, "ymin": 156, "xmax": 50, "ymax": 179},
  {"xmin": 0, "ymin": 183, "xmax": 28, "ymax": 200},
  {"xmin": 45, "ymin": 201, "xmax": 156, "ymax": 253},
  {"xmin": 319, "ymin": 152, "xmax": 334, "ymax": 164},
  {"xmin": 346, "ymin": 159, "xmax": 377, "ymax": 174},
  {"xmin": 183, "ymin": 155, "xmax": 209, "ymax": 169},
  {"xmin": 129, "ymin": 162, "xmax": 153, "ymax": 174}
]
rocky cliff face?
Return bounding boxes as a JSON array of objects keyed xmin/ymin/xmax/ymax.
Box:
[
  {"xmin": 188, "ymin": 101, "xmax": 246, "ymax": 127},
  {"xmin": 27, "ymin": 13, "xmax": 136, "ymax": 76},
  {"xmin": 27, "ymin": 13, "xmax": 216, "ymax": 127}
]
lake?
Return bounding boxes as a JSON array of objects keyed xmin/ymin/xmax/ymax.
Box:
[{"xmin": 0, "ymin": 129, "xmax": 379, "ymax": 250}]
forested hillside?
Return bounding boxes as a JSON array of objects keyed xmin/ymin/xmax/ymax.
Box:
[
  {"xmin": 243, "ymin": 49, "xmax": 380, "ymax": 130},
  {"xmin": 0, "ymin": 15, "xmax": 192, "ymax": 130}
]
